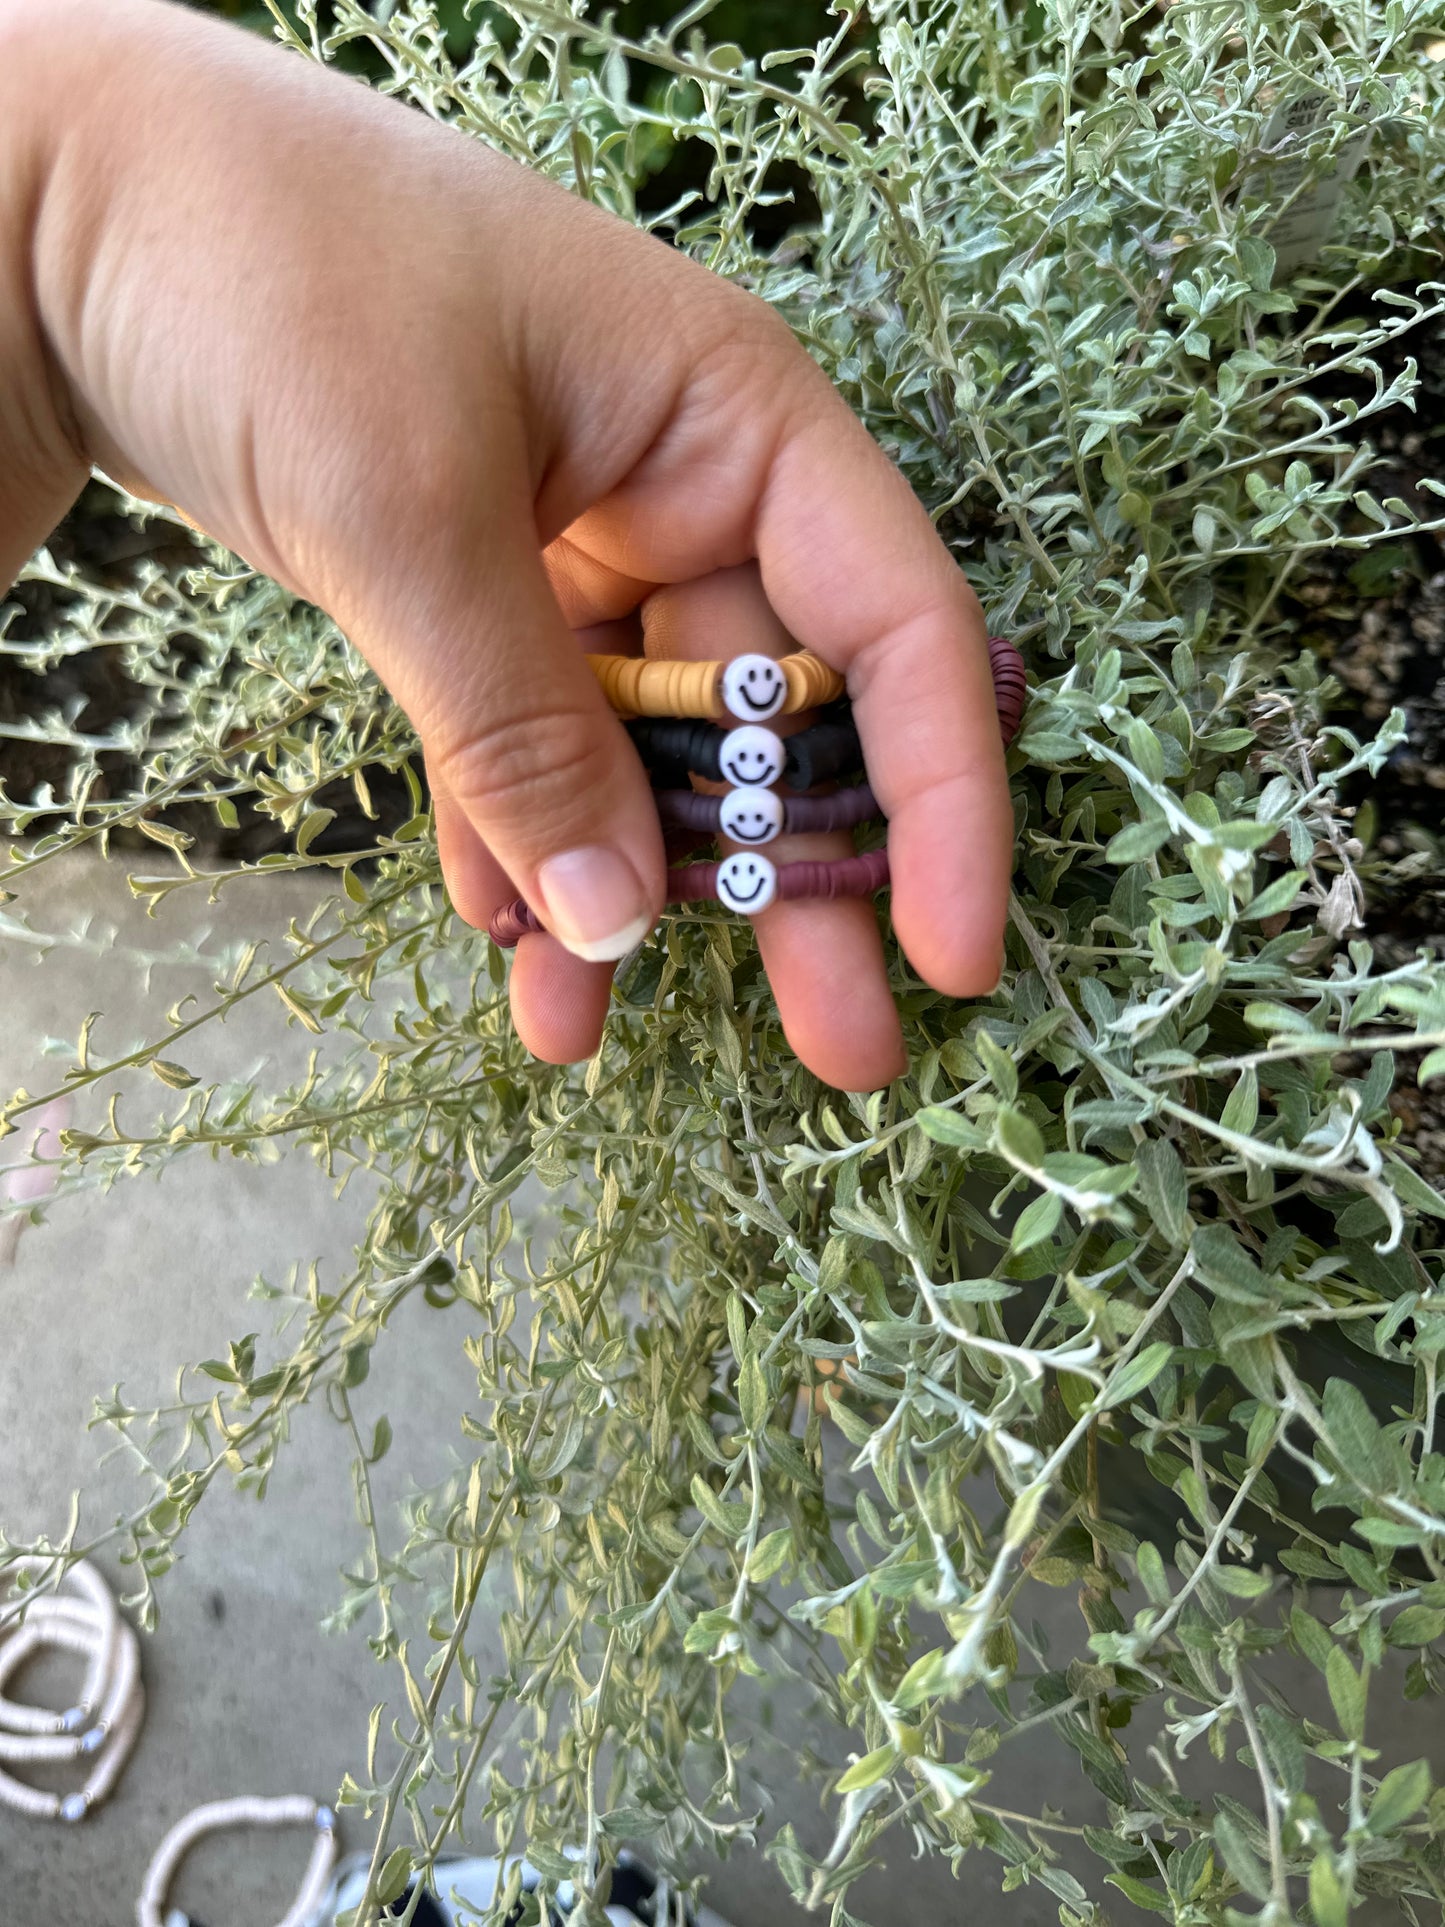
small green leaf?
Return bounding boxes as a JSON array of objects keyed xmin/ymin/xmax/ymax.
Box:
[
  {"xmin": 295, "ymin": 807, "xmax": 335, "ymax": 855},
  {"xmin": 376, "ymin": 1847, "xmax": 414, "ymax": 1905},
  {"xmin": 136, "ymin": 817, "xmax": 194, "ymax": 853},
  {"xmin": 835, "ymin": 1742, "xmax": 899, "ymax": 1793},
  {"xmin": 1309, "ymin": 1852, "xmax": 1349, "ymax": 1927},
  {"xmin": 1212, "ymin": 1564, "xmax": 1270, "ymax": 1600},
  {"xmin": 746, "ymin": 1528, "xmax": 792, "ymax": 1583},
  {"xmin": 1004, "ymin": 1483, "xmax": 1045, "ymax": 1548},
  {"xmin": 1135, "ymin": 1137, "xmax": 1190, "ymax": 1244},
  {"xmin": 1326, "ymin": 1649, "xmax": 1367, "ymax": 1742},
  {"xmin": 894, "ymin": 1648, "xmax": 945, "ymax": 1710},
  {"xmin": 1106, "ymin": 818, "xmax": 1172, "ymax": 864},
  {"xmin": 1012, "ymin": 1189, "xmax": 1063, "ymax": 1251},
  {"xmin": 1290, "ymin": 1607, "xmax": 1334, "ymax": 1673},
  {"xmin": 1367, "ymin": 1759, "xmax": 1430, "ymax": 1835},
  {"xmin": 1321, "ymin": 1377, "xmax": 1390, "ymax": 1488},
  {"xmin": 738, "ymin": 1351, "xmax": 770, "ymax": 1433},
  {"xmin": 1119, "ymin": 490, "xmax": 1152, "ymax": 530},
  {"xmin": 1244, "ymin": 1000, "xmax": 1322, "ymax": 1035},
  {"xmin": 1016, "ymin": 726, "xmax": 1083, "ymax": 762},
  {"xmin": 1387, "ymin": 1155, "xmax": 1445, "ymax": 1219},
  {"xmin": 275, "ymin": 984, "xmax": 324, "ymax": 1034},
  {"xmin": 1104, "ymin": 1873, "xmax": 1172, "ymax": 1913},
  {"xmin": 682, "ymin": 1607, "xmax": 740, "ymax": 1655},
  {"xmin": 1192, "ymin": 1225, "xmax": 1268, "ymax": 1301},
  {"xmin": 976, "ymin": 1031, "xmax": 1019, "ymax": 1102},
  {"xmin": 690, "ymin": 1475, "xmax": 749, "ymax": 1540},
  {"xmin": 1136, "ymin": 1541, "xmax": 1171, "ymax": 1606},
  {"xmin": 1387, "ymin": 1606, "xmax": 1445, "ymax": 1647},
  {"xmin": 915, "ymin": 1106, "xmax": 986, "ymax": 1150},
  {"xmin": 150, "ymin": 1058, "xmax": 199, "ymax": 1090},
  {"xmin": 1101, "ymin": 1341, "xmax": 1174, "ymax": 1410},
  {"xmin": 1214, "ymin": 1811, "xmax": 1269, "ymax": 1900},
  {"xmin": 1242, "ymin": 868, "xmax": 1306, "ymax": 920},
  {"xmin": 1219, "ymin": 1067, "xmax": 1259, "ymax": 1136},
  {"xmin": 1126, "ymin": 719, "xmax": 1165, "ymax": 784},
  {"xmin": 995, "ymin": 1106, "xmax": 1045, "ymax": 1168}
]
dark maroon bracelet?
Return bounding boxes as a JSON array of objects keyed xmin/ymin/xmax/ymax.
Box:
[
  {"xmin": 670, "ymin": 847, "xmax": 889, "ymax": 904},
  {"xmin": 488, "ymin": 848, "xmax": 890, "ymax": 949},
  {"xmin": 989, "ymin": 635, "xmax": 1027, "ymax": 747}
]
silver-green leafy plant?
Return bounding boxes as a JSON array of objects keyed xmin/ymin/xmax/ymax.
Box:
[{"xmin": 6, "ymin": 1, "xmax": 1445, "ymax": 1921}]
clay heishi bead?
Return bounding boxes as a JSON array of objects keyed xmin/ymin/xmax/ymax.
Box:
[
  {"xmin": 487, "ymin": 848, "xmax": 892, "ymax": 947},
  {"xmin": 781, "ymin": 709, "xmax": 862, "ymax": 790},
  {"xmin": 988, "ymin": 635, "xmax": 1027, "ymax": 746},
  {"xmin": 718, "ymin": 786, "xmax": 784, "ymax": 845},
  {"xmin": 718, "ymin": 724, "xmax": 786, "ymax": 789},
  {"xmin": 625, "ymin": 713, "xmax": 862, "ymax": 788},
  {"xmin": 588, "ymin": 649, "xmax": 842, "ymax": 720},
  {"xmin": 721, "ymin": 653, "xmax": 789, "ymax": 723},
  {"xmin": 716, "ymin": 852, "xmax": 778, "ymax": 915},
  {"xmin": 655, "ymin": 783, "xmax": 879, "ymax": 837}
]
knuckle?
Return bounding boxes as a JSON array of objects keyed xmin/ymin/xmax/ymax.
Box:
[
  {"xmin": 374, "ymin": 439, "xmax": 483, "ymax": 549},
  {"xmin": 432, "ymin": 706, "xmax": 615, "ymax": 831},
  {"xmin": 686, "ymin": 285, "xmax": 803, "ymax": 394}
]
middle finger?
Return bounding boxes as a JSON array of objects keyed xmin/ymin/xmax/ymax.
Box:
[{"xmin": 642, "ymin": 565, "xmax": 905, "ymax": 1092}]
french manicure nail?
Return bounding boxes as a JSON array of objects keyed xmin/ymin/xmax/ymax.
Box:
[{"xmin": 535, "ymin": 846, "xmax": 654, "ymax": 962}]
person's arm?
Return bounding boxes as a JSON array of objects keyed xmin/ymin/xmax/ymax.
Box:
[{"xmin": 0, "ymin": 0, "xmax": 1012, "ymax": 1091}]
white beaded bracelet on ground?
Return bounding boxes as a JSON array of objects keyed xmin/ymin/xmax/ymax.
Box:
[
  {"xmin": 0, "ymin": 1556, "xmax": 145, "ymax": 1823},
  {"xmin": 136, "ymin": 1794, "xmax": 339, "ymax": 1927}
]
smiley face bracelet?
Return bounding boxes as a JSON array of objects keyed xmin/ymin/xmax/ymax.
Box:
[{"xmin": 488, "ymin": 637, "xmax": 1026, "ymax": 947}]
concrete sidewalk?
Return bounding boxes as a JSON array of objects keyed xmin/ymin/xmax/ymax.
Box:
[
  {"xmin": 0, "ymin": 854, "xmax": 1424, "ymax": 1926},
  {"xmin": 0, "ymin": 853, "xmax": 1093, "ymax": 1925}
]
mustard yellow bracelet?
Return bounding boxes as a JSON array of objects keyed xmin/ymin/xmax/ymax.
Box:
[{"xmin": 586, "ymin": 650, "xmax": 844, "ymax": 723}]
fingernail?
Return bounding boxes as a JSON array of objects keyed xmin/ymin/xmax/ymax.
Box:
[{"xmin": 535, "ymin": 846, "xmax": 654, "ymax": 962}]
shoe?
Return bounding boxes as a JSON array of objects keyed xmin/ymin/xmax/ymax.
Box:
[{"xmin": 314, "ymin": 1848, "xmax": 736, "ymax": 1926}]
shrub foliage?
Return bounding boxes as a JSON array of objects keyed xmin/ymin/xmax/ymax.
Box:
[{"xmin": 6, "ymin": 1, "xmax": 1445, "ymax": 1922}]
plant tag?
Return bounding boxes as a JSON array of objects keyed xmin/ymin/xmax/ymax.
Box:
[{"xmin": 1259, "ymin": 90, "xmax": 1373, "ymax": 276}]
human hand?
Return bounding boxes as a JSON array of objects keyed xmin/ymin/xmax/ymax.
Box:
[{"xmin": 0, "ymin": 0, "xmax": 1013, "ymax": 1092}]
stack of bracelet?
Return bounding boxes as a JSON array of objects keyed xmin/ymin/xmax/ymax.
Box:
[{"xmin": 487, "ymin": 637, "xmax": 1025, "ymax": 949}]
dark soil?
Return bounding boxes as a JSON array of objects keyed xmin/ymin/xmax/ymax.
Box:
[
  {"xmin": 0, "ymin": 481, "xmax": 414, "ymax": 860},
  {"xmin": 1273, "ymin": 298, "xmax": 1445, "ymax": 1170},
  {"xmin": 1285, "ymin": 301, "xmax": 1445, "ymax": 913},
  {"xmin": 0, "ymin": 484, "xmax": 196, "ymax": 811}
]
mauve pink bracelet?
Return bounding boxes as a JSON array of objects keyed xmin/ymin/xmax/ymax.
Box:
[
  {"xmin": 489, "ymin": 848, "xmax": 890, "ymax": 949},
  {"xmin": 655, "ymin": 783, "xmax": 880, "ymax": 836}
]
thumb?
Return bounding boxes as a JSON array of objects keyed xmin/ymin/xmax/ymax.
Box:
[{"xmin": 343, "ymin": 509, "xmax": 666, "ymax": 963}]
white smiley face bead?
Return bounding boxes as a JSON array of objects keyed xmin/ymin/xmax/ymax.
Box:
[
  {"xmin": 721, "ymin": 653, "xmax": 788, "ymax": 723},
  {"xmin": 718, "ymin": 785, "xmax": 783, "ymax": 846},
  {"xmin": 718, "ymin": 724, "xmax": 785, "ymax": 789},
  {"xmin": 716, "ymin": 852, "xmax": 778, "ymax": 916}
]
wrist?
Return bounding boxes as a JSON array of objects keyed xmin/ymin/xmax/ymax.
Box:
[{"xmin": 0, "ymin": 0, "xmax": 104, "ymax": 584}]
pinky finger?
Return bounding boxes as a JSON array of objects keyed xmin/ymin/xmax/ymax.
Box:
[
  {"xmin": 433, "ymin": 785, "xmax": 514, "ymax": 930},
  {"xmin": 509, "ymin": 934, "xmax": 618, "ymax": 1065},
  {"xmin": 433, "ymin": 785, "xmax": 621, "ymax": 1064}
]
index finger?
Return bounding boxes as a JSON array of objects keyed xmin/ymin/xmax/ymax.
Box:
[{"xmin": 751, "ymin": 384, "xmax": 1014, "ymax": 996}]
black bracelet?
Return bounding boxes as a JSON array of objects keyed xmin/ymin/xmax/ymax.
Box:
[{"xmin": 626, "ymin": 703, "xmax": 862, "ymax": 791}]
